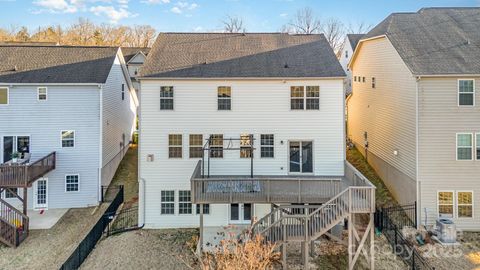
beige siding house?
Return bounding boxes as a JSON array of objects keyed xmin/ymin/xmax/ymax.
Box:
[{"xmin": 347, "ymin": 7, "xmax": 480, "ymax": 230}]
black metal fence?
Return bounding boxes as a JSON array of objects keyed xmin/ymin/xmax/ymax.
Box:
[
  {"xmin": 375, "ymin": 202, "xmax": 435, "ymax": 270},
  {"xmin": 105, "ymin": 206, "xmax": 141, "ymax": 237},
  {"xmin": 59, "ymin": 185, "xmax": 124, "ymax": 270},
  {"xmin": 375, "ymin": 202, "xmax": 417, "ymax": 231}
]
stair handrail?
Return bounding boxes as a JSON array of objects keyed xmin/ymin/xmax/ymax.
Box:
[{"xmin": 0, "ymin": 197, "xmax": 28, "ymax": 221}]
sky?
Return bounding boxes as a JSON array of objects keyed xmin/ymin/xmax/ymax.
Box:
[{"xmin": 0, "ymin": 0, "xmax": 479, "ymax": 32}]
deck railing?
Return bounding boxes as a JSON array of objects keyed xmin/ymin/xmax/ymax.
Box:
[
  {"xmin": 191, "ymin": 161, "xmax": 345, "ymax": 204},
  {"xmin": 0, "ymin": 152, "xmax": 56, "ymax": 188},
  {"xmin": 0, "ymin": 198, "xmax": 29, "ymax": 247}
]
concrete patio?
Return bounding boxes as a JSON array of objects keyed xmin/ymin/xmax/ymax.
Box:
[{"xmin": 28, "ymin": 208, "xmax": 69, "ymax": 229}]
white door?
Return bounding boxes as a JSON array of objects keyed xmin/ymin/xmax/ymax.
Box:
[
  {"xmin": 230, "ymin": 203, "xmax": 253, "ymax": 224},
  {"xmin": 33, "ymin": 178, "xmax": 48, "ymax": 209}
]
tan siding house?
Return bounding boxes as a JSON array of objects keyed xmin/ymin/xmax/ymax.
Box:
[{"xmin": 347, "ymin": 8, "xmax": 480, "ymax": 230}]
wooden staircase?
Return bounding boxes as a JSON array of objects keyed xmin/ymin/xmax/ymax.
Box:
[
  {"xmin": 252, "ymin": 186, "xmax": 375, "ymax": 269},
  {"xmin": 0, "ymin": 198, "xmax": 29, "ymax": 247}
]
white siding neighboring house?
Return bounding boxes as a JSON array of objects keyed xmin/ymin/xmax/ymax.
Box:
[
  {"xmin": 347, "ymin": 7, "xmax": 480, "ymax": 230},
  {"xmin": 122, "ymin": 47, "xmax": 150, "ymax": 95},
  {"xmin": 0, "ymin": 45, "xmax": 137, "ymax": 234},
  {"xmin": 339, "ymin": 34, "xmax": 364, "ymax": 95}
]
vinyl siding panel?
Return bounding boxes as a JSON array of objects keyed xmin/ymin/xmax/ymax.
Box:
[
  {"xmin": 101, "ymin": 55, "xmax": 137, "ymax": 186},
  {"xmin": 0, "ymin": 85, "xmax": 101, "ymax": 209},
  {"xmin": 347, "ymin": 37, "xmax": 417, "ymax": 204},
  {"xmin": 139, "ymin": 79, "xmax": 345, "ymax": 228},
  {"xmin": 418, "ymin": 77, "xmax": 480, "ymax": 230}
]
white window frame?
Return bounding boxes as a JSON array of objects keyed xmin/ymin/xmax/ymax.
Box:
[
  {"xmin": 195, "ymin": 204, "xmax": 211, "ymax": 215},
  {"xmin": 160, "ymin": 86, "xmax": 174, "ymax": 110},
  {"xmin": 160, "ymin": 190, "xmax": 175, "ymax": 215},
  {"xmin": 456, "ymin": 190, "xmax": 474, "ymax": 219},
  {"xmin": 0, "ymin": 87, "xmax": 9, "ymax": 105},
  {"xmin": 178, "ymin": 190, "xmax": 193, "ymax": 215},
  {"xmin": 189, "ymin": 134, "xmax": 203, "ymax": 159},
  {"xmin": 437, "ymin": 190, "xmax": 454, "ymax": 218},
  {"xmin": 457, "ymin": 79, "xmax": 475, "ymax": 107},
  {"xmin": 64, "ymin": 174, "xmax": 80, "ymax": 193},
  {"xmin": 61, "ymin": 130, "xmax": 75, "ymax": 148},
  {"xmin": 456, "ymin": 133, "xmax": 473, "ymax": 161},
  {"xmin": 240, "ymin": 133, "xmax": 253, "ymax": 159},
  {"xmin": 290, "ymin": 86, "xmax": 320, "ymax": 111},
  {"xmin": 260, "ymin": 134, "xmax": 275, "ymax": 158},
  {"xmin": 37, "ymin": 87, "xmax": 47, "ymax": 101},
  {"xmin": 168, "ymin": 134, "xmax": 183, "ymax": 158},
  {"xmin": 217, "ymin": 86, "xmax": 232, "ymax": 111},
  {"xmin": 476, "ymin": 133, "xmax": 480, "ymax": 161}
]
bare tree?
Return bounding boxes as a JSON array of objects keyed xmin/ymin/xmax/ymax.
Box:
[
  {"xmin": 346, "ymin": 21, "xmax": 373, "ymax": 34},
  {"xmin": 322, "ymin": 18, "xmax": 345, "ymax": 53},
  {"xmin": 284, "ymin": 7, "xmax": 322, "ymax": 34},
  {"xmin": 222, "ymin": 15, "xmax": 246, "ymax": 33}
]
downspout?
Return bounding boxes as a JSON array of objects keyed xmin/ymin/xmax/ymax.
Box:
[
  {"xmin": 415, "ymin": 76, "xmax": 421, "ymax": 229},
  {"xmin": 98, "ymin": 84, "xmax": 103, "ymax": 203},
  {"xmin": 139, "ymin": 178, "xmax": 146, "ymax": 226}
]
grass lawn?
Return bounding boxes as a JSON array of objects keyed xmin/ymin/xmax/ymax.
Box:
[
  {"xmin": 346, "ymin": 146, "xmax": 398, "ymax": 208},
  {"xmin": 109, "ymin": 144, "xmax": 138, "ymax": 207}
]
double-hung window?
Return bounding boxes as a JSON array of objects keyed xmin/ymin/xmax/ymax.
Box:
[
  {"xmin": 291, "ymin": 86, "xmax": 320, "ymax": 110},
  {"xmin": 260, "ymin": 134, "xmax": 274, "ymax": 158},
  {"xmin": 38, "ymin": 87, "xmax": 47, "ymax": 101},
  {"xmin": 168, "ymin": 134, "xmax": 182, "ymax": 158},
  {"xmin": 217, "ymin": 86, "xmax": 231, "ymax": 110},
  {"xmin": 457, "ymin": 133, "xmax": 473, "ymax": 160},
  {"xmin": 457, "ymin": 191, "xmax": 473, "ymax": 218},
  {"xmin": 240, "ymin": 134, "xmax": 253, "ymax": 158},
  {"xmin": 306, "ymin": 86, "xmax": 320, "ymax": 110},
  {"xmin": 161, "ymin": 190, "xmax": 175, "ymax": 215},
  {"xmin": 458, "ymin": 79, "xmax": 475, "ymax": 106},
  {"xmin": 189, "ymin": 134, "xmax": 203, "ymax": 158},
  {"xmin": 209, "ymin": 134, "xmax": 223, "ymax": 158},
  {"xmin": 179, "ymin": 190, "xmax": 192, "ymax": 215},
  {"xmin": 61, "ymin": 131, "xmax": 75, "ymax": 148},
  {"xmin": 65, "ymin": 175, "xmax": 79, "ymax": 192},
  {"xmin": 0, "ymin": 87, "xmax": 8, "ymax": 105},
  {"xmin": 160, "ymin": 86, "xmax": 174, "ymax": 110},
  {"xmin": 438, "ymin": 191, "xmax": 454, "ymax": 218}
]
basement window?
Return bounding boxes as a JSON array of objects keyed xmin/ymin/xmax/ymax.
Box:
[
  {"xmin": 438, "ymin": 191, "xmax": 454, "ymax": 218},
  {"xmin": 179, "ymin": 190, "xmax": 192, "ymax": 215},
  {"xmin": 457, "ymin": 191, "xmax": 473, "ymax": 218},
  {"xmin": 196, "ymin": 204, "xmax": 210, "ymax": 214},
  {"xmin": 161, "ymin": 190, "xmax": 175, "ymax": 215}
]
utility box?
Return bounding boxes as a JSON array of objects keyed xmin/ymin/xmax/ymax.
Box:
[{"xmin": 436, "ymin": 218, "xmax": 456, "ymax": 243}]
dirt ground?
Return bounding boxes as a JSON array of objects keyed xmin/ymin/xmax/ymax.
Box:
[
  {"xmin": 80, "ymin": 229, "xmax": 200, "ymax": 270},
  {"xmin": 109, "ymin": 144, "xmax": 138, "ymax": 207},
  {"xmin": 0, "ymin": 205, "xmax": 107, "ymax": 270},
  {"xmin": 417, "ymin": 231, "xmax": 480, "ymax": 270}
]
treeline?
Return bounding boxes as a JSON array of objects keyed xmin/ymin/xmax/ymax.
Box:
[{"xmin": 0, "ymin": 18, "xmax": 156, "ymax": 47}]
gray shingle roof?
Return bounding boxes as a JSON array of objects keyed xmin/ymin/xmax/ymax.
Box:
[
  {"xmin": 364, "ymin": 7, "xmax": 480, "ymax": 75},
  {"xmin": 347, "ymin": 34, "xmax": 364, "ymax": 51},
  {"xmin": 0, "ymin": 46, "xmax": 119, "ymax": 84},
  {"xmin": 141, "ymin": 33, "xmax": 345, "ymax": 78},
  {"xmin": 121, "ymin": 47, "xmax": 150, "ymax": 63}
]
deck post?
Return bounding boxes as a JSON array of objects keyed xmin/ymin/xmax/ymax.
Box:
[
  {"xmin": 282, "ymin": 242, "xmax": 287, "ymax": 270},
  {"xmin": 199, "ymin": 204, "xmax": 204, "ymax": 254},
  {"xmin": 348, "ymin": 213, "xmax": 352, "ymax": 270},
  {"xmin": 22, "ymin": 188, "xmax": 27, "ymax": 215},
  {"xmin": 370, "ymin": 211, "xmax": 375, "ymax": 270},
  {"xmin": 303, "ymin": 212, "xmax": 309, "ymax": 269}
]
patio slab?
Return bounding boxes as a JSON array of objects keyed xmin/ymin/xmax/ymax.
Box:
[{"xmin": 28, "ymin": 208, "xmax": 69, "ymax": 229}]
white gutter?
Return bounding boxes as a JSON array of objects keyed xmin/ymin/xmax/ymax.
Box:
[
  {"xmin": 415, "ymin": 76, "xmax": 420, "ymax": 228},
  {"xmin": 139, "ymin": 178, "xmax": 146, "ymax": 226}
]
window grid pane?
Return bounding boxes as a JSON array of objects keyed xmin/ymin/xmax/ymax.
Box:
[
  {"xmin": 169, "ymin": 134, "xmax": 182, "ymax": 158},
  {"xmin": 189, "ymin": 134, "xmax": 203, "ymax": 158},
  {"xmin": 210, "ymin": 134, "xmax": 223, "ymax": 158},
  {"xmin": 0, "ymin": 88, "xmax": 7, "ymax": 104},
  {"xmin": 196, "ymin": 204, "xmax": 210, "ymax": 214},
  {"xmin": 457, "ymin": 134, "xmax": 473, "ymax": 160},
  {"xmin": 218, "ymin": 87, "xmax": 231, "ymax": 110},
  {"xmin": 179, "ymin": 190, "xmax": 192, "ymax": 214},
  {"xmin": 161, "ymin": 190, "xmax": 175, "ymax": 215},
  {"xmin": 438, "ymin": 192, "xmax": 454, "ymax": 218},
  {"xmin": 260, "ymin": 134, "xmax": 274, "ymax": 158},
  {"xmin": 66, "ymin": 175, "xmax": 79, "ymax": 192},
  {"xmin": 160, "ymin": 86, "xmax": 174, "ymax": 110},
  {"xmin": 62, "ymin": 131, "xmax": 75, "ymax": 148}
]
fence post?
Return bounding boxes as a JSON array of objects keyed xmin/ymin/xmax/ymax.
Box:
[
  {"xmin": 394, "ymin": 225, "xmax": 398, "ymax": 249},
  {"xmin": 414, "ymin": 201, "xmax": 418, "ymax": 228}
]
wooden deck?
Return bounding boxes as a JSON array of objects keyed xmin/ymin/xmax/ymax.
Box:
[
  {"xmin": 190, "ymin": 160, "xmax": 374, "ymax": 204},
  {"xmin": 0, "ymin": 152, "xmax": 56, "ymax": 188}
]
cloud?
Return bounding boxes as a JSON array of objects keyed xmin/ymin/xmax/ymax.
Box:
[
  {"xmin": 142, "ymin": 0, "xmax": 170, "ymax": 3},
  {"xmin": 90, "ymin": 5, "xmax": 136, "ymax": 23},
  {"xmin": 170, "ymin": 1, "xmax": 198, "ymax": 14},
  {"xmin": 280, "ymin": 13, "xmax": 288, "ymax": 18},
  {"xmin": 33, "ymin": 0, "xmax": 81, "ymax": 13}
]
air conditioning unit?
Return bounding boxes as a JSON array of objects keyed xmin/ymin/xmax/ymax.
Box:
[{"xmin": 436, "ymin": 218, "xmax": 456, "ymax": 243}]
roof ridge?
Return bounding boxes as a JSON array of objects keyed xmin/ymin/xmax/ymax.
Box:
[
  {"xmin": 0, "ymin": 45, "xmax": 119, "ymax": 49},
  {"xmin": 159, "ymin": 32, "xmax": 323, "ymax": 36}
]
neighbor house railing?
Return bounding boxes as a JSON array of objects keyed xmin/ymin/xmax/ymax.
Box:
[{"xmin": 0, "ymin": 152, "xmax": 56, "ymax": 188}]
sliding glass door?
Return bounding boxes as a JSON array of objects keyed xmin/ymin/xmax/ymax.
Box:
[
  {"xmin": 289, "ymin": 141, "xmax": 313, "ymax": 173},
  {"xmin": 2, "ymin": 136, "xmax": 30, "ymax": 163}
]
